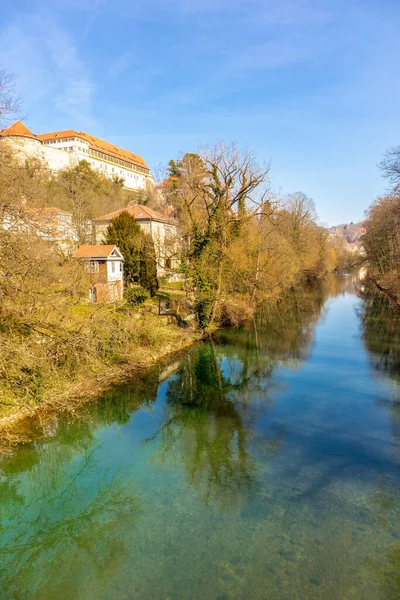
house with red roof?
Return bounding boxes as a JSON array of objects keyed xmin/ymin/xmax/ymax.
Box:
[
  {"xmin": 93, "ymin": 204, "xmax": 180, "ymax": 275},
  {"xmin": 73, "ymin": 245, "xmax": 124, "ymax": 302}
]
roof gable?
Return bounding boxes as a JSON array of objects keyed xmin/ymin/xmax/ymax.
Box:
[{"xmin": 110, "ymin": 247, "xmax": 123, "ymax": 258}]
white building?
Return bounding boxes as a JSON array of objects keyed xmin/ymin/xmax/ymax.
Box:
[
  {"xmin": 0, "ymin": 204, "xmax": 78, "ymax": 254},
  {"xmin": 33, "ymin": 207, "xmax": 78, "ymax": 254},
  {"xmin": 93, "ymin": 204, "xmax": 180, "ymax": 274},
  {"xmin": 0, "ymin": 121, "xmax": 154, "ymax": 191}
]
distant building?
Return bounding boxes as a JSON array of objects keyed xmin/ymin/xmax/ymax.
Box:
[
  {"xmin": 73, "ymin": 245, "xmax": 124, "ymax": 303},
  {"xmin": 0, "ymin": 204, "xmax": 78, "ymax": 254},
  {"xmin": 32, "ymin": 207, "xmax": 78, "ymax": 254},
  {"xmin": 0, "ymin": 121, "xmax": 71, "ymax": 171},
  {"xmin": 93, "ymin": 204, "xmax": 180, "ymax": 274},
  {"xmin": 0, "ymin": 120, "xmax": 154, "ymax": 191}
]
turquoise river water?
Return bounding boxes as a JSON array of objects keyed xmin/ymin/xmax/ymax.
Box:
[{"xmin": 1, "ymin": 274, "xmax": 400, "ymax": 599}]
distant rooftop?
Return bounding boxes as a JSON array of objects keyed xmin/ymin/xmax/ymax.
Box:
[
  {"xmin": 37, "ymin": 129, "xmax": 149, "ymax": 171},
  {"xmin": 94, "ymin": 204, "xmax": 174, "ymax": 223},
  {"xmin": 0, "ymin": 120, "xmax": 37, "ymax": 140},
  {"xmin": 0, "ymin": 120, "xmax": 149, "ymax": 172}
]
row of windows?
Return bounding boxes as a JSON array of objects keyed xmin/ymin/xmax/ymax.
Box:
[
  {"xmin": 42, "ymin": 139, "xmax": 149, "ymax": 177},
  {"xmin": 89, "ymin": 149, "xmax": 149, "ymax": 175},
  {"xmin": 62, "ymin": 146, "xmax": 89, "ymax": 154},
  {"xmin": 84, "ymin": 261, "xmax": 122, "ymax": 274},
  {"xmin": 100, "ymin": 162, "xmax": 140, "ymax": 179},
  {"xmin": 43, "ymin": 138, "xmax": 85, "ymax": 145}
]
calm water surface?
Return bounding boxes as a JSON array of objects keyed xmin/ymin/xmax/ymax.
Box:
[{"xmin": 1, "ymin": 275, "xmax": 400, "ymax": 599}]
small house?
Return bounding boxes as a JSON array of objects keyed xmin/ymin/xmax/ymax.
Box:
[{"xmin": 73, "ymin": 245, "xmax": 124, "ymax": 303}]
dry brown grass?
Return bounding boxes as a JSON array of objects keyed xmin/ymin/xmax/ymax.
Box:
[{"xmin": 0, "ymin": 308, "xmax": 199, "ymax": 451}]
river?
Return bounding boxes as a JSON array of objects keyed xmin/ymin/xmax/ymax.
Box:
[{"xmin": 1, "ymin": 274, "xmax": 400, "ymax": 600}]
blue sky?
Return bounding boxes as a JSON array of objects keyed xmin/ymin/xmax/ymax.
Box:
[{"xmin": 1, "ymin": 0, "xmax": 400, "ymax": 224}]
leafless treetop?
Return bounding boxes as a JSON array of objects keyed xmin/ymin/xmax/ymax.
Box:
[{"xmin": 0, "ymin": 69, "xmax": 22, "ymax": 129}]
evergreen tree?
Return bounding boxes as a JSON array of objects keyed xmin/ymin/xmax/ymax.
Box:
[
  {"xmin": 167, "ymin": 159, "xmax": 180, "ymax": 178},
  {"xmin": 139, "ymin": 233, "xmax": 159, "ymax": 296},
  {"xmin": 104, "ymin": 211, "xmax": 143, "ymax": 283}
]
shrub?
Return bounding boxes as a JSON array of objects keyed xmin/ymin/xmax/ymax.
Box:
[
  {"xmin": 218, "ymin": 295, "xmax": 255, "ymax": 327},
  {"xmin": 124, "ymin": 287, "xmax": 149, "ymax": 306}
]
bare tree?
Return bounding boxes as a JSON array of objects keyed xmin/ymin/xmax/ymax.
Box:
[
  {"xmin": 380, "ymin": 146, "xmax": 400, "ymax": 193},
  {"xmin": 0, "ymin": 69, "xmax": 22, "ymax": 129}
]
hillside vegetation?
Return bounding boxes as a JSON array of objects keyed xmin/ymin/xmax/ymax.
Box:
[{"xmin": 363, "ymin": 146, "xmax": 400, "ymax": 301}]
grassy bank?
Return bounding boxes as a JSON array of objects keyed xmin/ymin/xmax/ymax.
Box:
[{"xmin": 0, "ymin": 295, "xmax": 200, "ymax": 449}]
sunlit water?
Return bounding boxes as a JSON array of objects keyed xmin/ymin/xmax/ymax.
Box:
[{"xmin": 1, "ymin": 275, "xmax": 400, "ymax": 600}]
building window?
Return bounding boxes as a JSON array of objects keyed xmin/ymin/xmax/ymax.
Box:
[
  {"xmin": 111, "ymin": 261, "xmax": 115, "ymax": 273},
  {"xmin": 85, "ymin": 261, "xmax": 99, "ymax": 273}
]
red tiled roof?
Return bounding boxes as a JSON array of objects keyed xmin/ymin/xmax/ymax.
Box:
[
  {"xmin": 37, "ymin": 129, "xmax": 79, "ymax": 142},
  {"xmin": 2, "ymin": 122, "xmax": 149, "ymax": 172},
  {"xmin": 37, "ymin": 129, "xmax": 149, "ymax": 170},
  {"xmin": 0, "ymin": 120, "xmax": 37, "ymax": 139},
  {"xmin": 73, "ymin": 245, "xmax": 120, "ymax": 259},
  {"xmin": 93, "ymin": 204, "xmax": 174, "ymax": 223},
  {"xmin": 79, "ymin": 132, "xmax": 149, "ymax": 170}
]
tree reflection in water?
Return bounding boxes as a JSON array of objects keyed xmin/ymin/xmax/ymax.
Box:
[
  {"xmin": 358, "ymin": 286, "xmax": 400, "ymax": 598},
  {"xmin": 152, "ymin": 343, "xmax": 258, "ymax": 506},
  {"xmin": 359, "ymin": 287, "xmax": 400, "ymax": 445},
  {"xmin": 359, "ymin": 288, "xmax": 400, "ymax": 380},
  {"xmin": 148, "ymin": 282, "xmax": 331, "ymax": 506},
  {"xmin": 0, "ymin": 419, "xmax": 141, "ymax": 600}
]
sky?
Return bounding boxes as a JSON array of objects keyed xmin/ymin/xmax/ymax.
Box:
[{"xmin": 1, "ymin": 0, "xmax": 400, "ymax": 225}]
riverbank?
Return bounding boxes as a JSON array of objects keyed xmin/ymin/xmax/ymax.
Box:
[
  {"xmin": 0, "ymin": 309, "xmax": 201, "ymax": 451},
  {"xmin": 0, "ymin": 275, "xmax": 354, "ymax": 450},
  {"xmin": 368, "ymin": 272, "xmax": 400, "ymax": 306}
]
